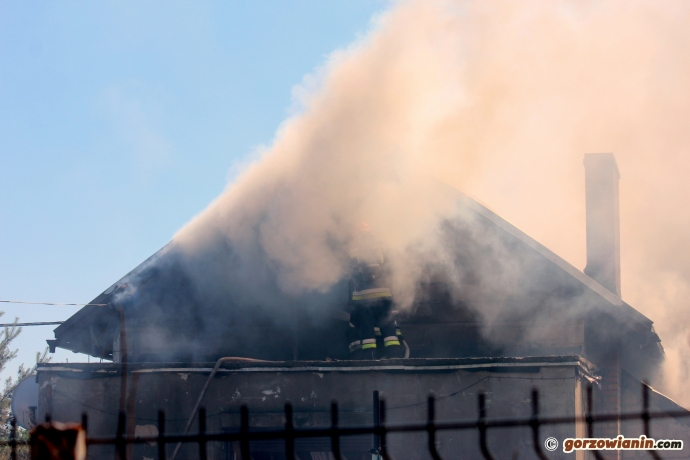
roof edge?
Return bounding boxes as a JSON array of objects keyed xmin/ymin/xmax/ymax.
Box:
[{"xmin": 449, "ymin": 187, "xmax": 653, "ymax": 329}]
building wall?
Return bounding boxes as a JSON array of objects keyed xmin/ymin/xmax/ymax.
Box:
[
  {"xmin": 619, "ymin": 372, "xmax": 690, "ymax": 460},
  {"xmin": 38, "ymin": 359, "xmax": 586, "ymax": 460}
]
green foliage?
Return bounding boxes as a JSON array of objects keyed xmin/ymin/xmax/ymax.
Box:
[{"xmin": 0, "ymin": 311, "xmax": 52, "ymax": 459}]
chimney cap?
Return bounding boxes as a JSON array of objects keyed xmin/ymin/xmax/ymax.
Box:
[{"xmin": 584, "ymin": 152, "xmax": 620, "ymax": 179}]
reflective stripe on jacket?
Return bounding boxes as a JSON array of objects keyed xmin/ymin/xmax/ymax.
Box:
[{"xmin": 351, "ymin": 287, "xmax": 392, "ymax": 301}]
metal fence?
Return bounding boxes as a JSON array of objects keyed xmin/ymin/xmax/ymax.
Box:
[{"xmin": 2, "ymin": 383, "xmax": 687, "ymax": 460}]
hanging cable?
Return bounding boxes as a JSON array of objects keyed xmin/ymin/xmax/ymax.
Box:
[
  {"xmin": 0, "ymin": 300, "xmax": 107, "ymax": 307},
  {"xmin": 0, "ymin": 321, "xmax": 64, "ymax": 327}
]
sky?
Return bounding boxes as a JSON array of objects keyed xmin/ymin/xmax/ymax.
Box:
[{"xmin": 0, "ymin": 1, "xmax": 387, "ymax": 380}]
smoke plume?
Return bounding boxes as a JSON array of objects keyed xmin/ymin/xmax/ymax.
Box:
[{"xmin": 164, "ymin": 1, "xmax": 690, "ymax": 402}]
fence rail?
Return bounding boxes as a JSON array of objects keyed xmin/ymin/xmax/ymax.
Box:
[{"xmin": 3, "ymin": 383, "xmax": 687, "ymax": 460}]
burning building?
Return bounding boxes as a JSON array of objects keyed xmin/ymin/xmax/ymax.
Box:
[{"xmin": 37, "ymin": 153, "xmax": 690, "ymax": 459}]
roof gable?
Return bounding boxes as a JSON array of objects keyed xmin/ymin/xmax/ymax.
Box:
[{"xmin": 52, "ymin": 184, "xmax": 659, "ymax": 366}]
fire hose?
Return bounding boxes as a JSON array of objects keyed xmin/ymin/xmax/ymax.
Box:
[
  {"xmin": 170, "ymin": 356, "xmax": 274, "ymax": 460},
  {"xmin": 170, "ymin": 344, "xmax": 409, "ymax": 459}
]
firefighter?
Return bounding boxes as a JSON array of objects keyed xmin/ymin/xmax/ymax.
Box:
[{"xmin": 346, "ymin": 224, "xmax": 406, "ymax": 360}]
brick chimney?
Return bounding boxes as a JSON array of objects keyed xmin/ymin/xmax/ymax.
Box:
[{"xmin": 583, "ymin": 153, "xmax": 621, "ymax": 297}]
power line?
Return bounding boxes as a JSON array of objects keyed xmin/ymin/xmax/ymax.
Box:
[
  {"xmin": 0, "ymin": 300, "xmax": 107, "ymax": 307},
  {"xmin": 0, "ymin": 321, "xmax": 64, "ymax": 327}
]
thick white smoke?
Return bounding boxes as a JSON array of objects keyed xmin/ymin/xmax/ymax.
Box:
[
  {"xmin": 174, "ymin": 1, "xmax": 466, "ymax": 307},
  {"xmin": 172, "ymin": 0, "xmax": 690, "ymax": 403}
]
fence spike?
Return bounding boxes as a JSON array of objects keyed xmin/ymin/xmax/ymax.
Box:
[
  {"xmin": 10, "ymin": 416, "xmax": 16, "ymax": 460},
  {"xmin": 642, "ymin": 383, "xmax": 650, "ymax": 436},
  {"xmin": 116, "ymin": 411, "xmax": 127, "ymax": 460},
  {"xmin": 427, "ymin": 396, "xmax": 443, "ymax": 460},
  {"xmin": 330, "ymin": 401, "xmax": 343, "ymax": 460},
  {"xmin": 158, "ymin": 411, "xmax": 166, "ymax": 460},
  {"xmin": 285, "ymin": 403, "xmax": 295, "ymax": 460},
  {"xmin": 373, "ymin": 390, "xmax": 380, "ymax": 453},
  {"xmin": 642, "ymin": 383, "xmax": 663, "ymax": 460},
  {"xmin": 478, "ymin": 393, "xmax": 495, "ymax": 460},
  {"xmin": 199, "ymin": 407, "xmax": 207, "ymax": 460},
  {"xmin": 240, "ymin": 405, "xmax": 251, "ymax": 460},
  {"xmin": 586, "ymin": 385, "xmax": 605, "ymax": 460},
  {"xmin": 529, "ymin": 389, "xmax": 548, "ymax": 460},
  {"xmin": 379, "ymin": 399, "xmax": 394, "ymax": 460}
]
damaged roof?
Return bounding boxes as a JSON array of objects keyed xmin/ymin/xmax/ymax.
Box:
[{"xmin": 50, "ymin": 187, "xmax": 663, "ymax": 375}]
